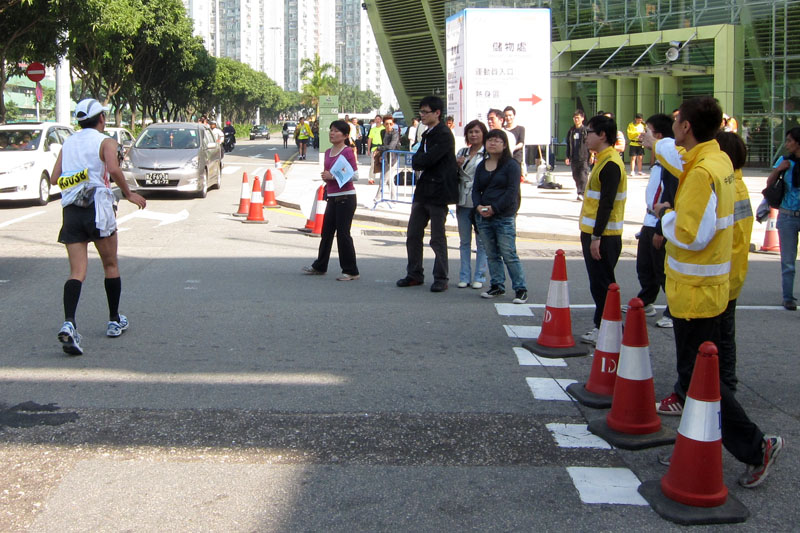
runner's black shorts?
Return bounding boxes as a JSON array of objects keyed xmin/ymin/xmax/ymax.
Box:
[
  {"xmin": 58, "ymin": 202, "xmax": 116, "ymax": 244},
  {"xmin": 298, "ymin": 138, "xmax": 309, "ymax": 146},
  {"xmin": 629, "ymin": 145, "xmax": 644, "ymax": 157}
]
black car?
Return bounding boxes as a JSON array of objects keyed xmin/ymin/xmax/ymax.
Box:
[{"xmin": 250, "ymin": 125, "xmax": 270, "ymax": 140}]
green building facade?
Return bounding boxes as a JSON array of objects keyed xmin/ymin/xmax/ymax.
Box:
[{"xmin": 419, "ymin": 0, "xmax": 800, "ymax": 165}]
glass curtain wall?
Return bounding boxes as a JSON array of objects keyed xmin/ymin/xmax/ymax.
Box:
[{"xmin": 444, "ymin": 0, "xmax": 800, "ymax": 166}]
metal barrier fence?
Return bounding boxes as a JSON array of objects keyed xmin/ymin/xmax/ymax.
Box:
[{"xmin": 372, "ymin": 149, "xmax": 416, "ymax": 209}]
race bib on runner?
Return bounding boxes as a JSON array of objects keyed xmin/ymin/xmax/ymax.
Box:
[{"xmin": 57, "ymin": 168, "xmax": 89, "ymax": 190}]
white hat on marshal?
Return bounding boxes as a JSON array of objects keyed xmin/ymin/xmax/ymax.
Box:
[{"xmin": 75, "ymin": 98, "xmax": 109, "ymax": 121}]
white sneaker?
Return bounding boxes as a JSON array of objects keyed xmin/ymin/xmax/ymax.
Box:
[
  {"xmin": 471, "ymin": 281, "xmax": 483, "ymax": 289},
  {"xmin": 457, "ymin": 281, "xmax": 469, "ymax": 288},
  {"xmin": 58, "ymin": 321, "xmax": 83, "ymax": 356},
  {"xmin": 656, "ymin": 316, "xmax": 673, "ymax": 328},
  {"xmin": 622, "ymin": 303, "xmax": 657, "ymax": 316},
  {"xmin": 107, "ymin": 314, "xmax": 129, "ymax": 337},
  {"xmin": 580, "ymin": 327, "xmax": 599, "ymax": 345}
]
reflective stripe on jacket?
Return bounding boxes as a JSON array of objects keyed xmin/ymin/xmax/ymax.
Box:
[
  {"xmin": 579, "ymin": 146, "xmax": 627, "ymax": 235},
  {"xmin": 662, "ymin": 139, "xmax": 735, "ymax": 318}
]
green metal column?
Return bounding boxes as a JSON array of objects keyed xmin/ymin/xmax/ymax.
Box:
[
  {"xmin": 659, "ymin": 76, "xmax": 682, "ymax": 115},
  {"xmin": 714, "ymin": 24, "xmax": 744, "ymax": 118},
  {"xmin": 596, "ymin": 78, "xmax": 616, "ymax": 115},
  {"xmin": 637, "ymin": 76, "xmax": 657, "ymax": 122}
]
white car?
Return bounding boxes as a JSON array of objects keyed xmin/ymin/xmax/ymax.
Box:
[{"xmin": 0, "ymin": 122, "xmax": 74, "ymax": 205}]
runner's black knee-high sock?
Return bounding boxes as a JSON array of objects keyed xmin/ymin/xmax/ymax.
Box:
[
  {"xmin": 105, "ymin": 277, "xmax": 121, "ymax": 322},
  {"xmin": 64, "ymin": 279, "xmax": 82, "ymax": 326}
]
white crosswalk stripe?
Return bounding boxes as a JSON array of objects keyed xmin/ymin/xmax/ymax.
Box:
[
  {"xmin": 546, "ymin": 423, "xmax": 611, "ymax": 449},
  {"xmin": 525, "ymin": 377, "xmax": 576, "ymax": 401},
  {"xmin": 566, "ymin": 467, "xmax": 648, "ymax": 505},
  {"xmin": 513, "ymin": 347, "xmax": 566, "ymax": 367}
]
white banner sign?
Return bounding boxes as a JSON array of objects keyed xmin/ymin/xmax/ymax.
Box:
[{"xmin": 446, "ymin": 8, "xmax": 551, "ymax": 145}]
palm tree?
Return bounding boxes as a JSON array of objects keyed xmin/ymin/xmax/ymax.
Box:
[{"xmin": 299, "ymin": 54, "xmax": 338, "ymax": 117}]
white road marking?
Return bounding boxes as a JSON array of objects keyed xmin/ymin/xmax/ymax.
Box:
[
  {"xmin": 525, "ymin": 377, "xmax": 576, "ymax": 401},
  {"xmin": 0, "ymin": 280, "xmax": 9, "ymax": 284},
  {"xmin": 546, "ymin": 423, "xmax": 611, "ymax": 449},
  {"xmin": 566, "ymin": 467, "xmax": 648, "ymax": 505},
  {"xmin": 117, "ymin": 209, "xmax": 189, "ymax": 227},
  {"xmin": 0, "ymin": 211, "xmax": 45, "ymax": 229},
  {"xmin": 503, "ymin": 325, "xmax": 541, "ymax": 339},
  {"xmin": 222, "ymin": 165, "xmax": 242, "ymax": 175},
  {"xmin": 513, "ymin": 347, "xmax": 567, "ymax": 367},
  {"xmin": 495, "ymin": 303, "xmax": 534, "ymax": 316}
]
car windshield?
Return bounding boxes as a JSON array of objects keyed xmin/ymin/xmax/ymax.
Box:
[
  {"xmin": 135, "ymin": 127, "xmax": 199, "ymax": 149},
  {"xmin": 0, "ymin": 129, "xmax": 43, "ymax": 151}
]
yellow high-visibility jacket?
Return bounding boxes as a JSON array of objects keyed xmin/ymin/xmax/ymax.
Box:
[
  {"xmin": 660, "ymin": 140, "xmax": 735, "ymax": 318},
  {"xmin": 655, "ymin": 139, "xmax": 752, "ymax": 302},
  {"xmin": 730, "ymin": 169, "xmax": 753, "ymax": 300},
  {"xmin": 579, "ymin": 146, "xmax": 627, "ymax": 236},
  {"xmin": 627, "ymin": 122, "xmax": 645, "ymax": 147}
]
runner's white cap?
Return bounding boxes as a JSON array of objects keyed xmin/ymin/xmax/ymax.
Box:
[{"xmin": 75, "ymin": 98, "xmax": 109, "ymax": 121}]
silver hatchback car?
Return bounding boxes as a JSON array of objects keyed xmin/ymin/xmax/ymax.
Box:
[{"xmin": 121, "ymin": 122, "xmax": 222, "ymax": 198}]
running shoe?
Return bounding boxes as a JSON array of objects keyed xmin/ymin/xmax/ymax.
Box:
[
  {"xmin": 512, "ymin": 289, "xmax": 528, "ymax": 304},
  {"xmin": 302, "ymin": 266, "xmax": 325, "ymax": 275},
  {"xmin": 107, "ymin": 314, "xmax": 129, "ymax": 337},
  {"xmin": 336, "ymin": 273, "xmax": 360, "ymax": 281},
  {"xmin": 481, "ymin": 286, "xmax": 505, "ymax": 299},
  {"xmin": 580, "ymin": 327, "xmax": 599, "ymax": 345},
  {"xmin": 739, "ymin": 435, "xmax": 785, "ymax": 488},
  {"xmin": 471, "ymin": 281, "xmax": 483, "ymax": 290},
  {"xmin": 655, "ymin": 316, "xmax": 674, "ymax": 328},
  {"xmin": 622, "ymin": 303, "xmax": 657, "ymax": 316},
  {"xmin": 656, "ymin": 392, "xmax": 684, "ymax": 415},
  {"xmin": 58, "ymin": 321, "xmax": 83, "ymax": 356},
  {"xmin": 457, "ymin": 281, "xmax": 469, "ymax": 288}
]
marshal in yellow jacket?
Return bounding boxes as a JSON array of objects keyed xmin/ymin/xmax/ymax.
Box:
[{"xmin": 659, "ymin": 139, "xmax": 736, "ymax": 319}]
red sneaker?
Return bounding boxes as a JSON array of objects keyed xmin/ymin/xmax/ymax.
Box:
[{"xmin": 656, "ymin": 393, "xmax": 684, "ymax": 416}]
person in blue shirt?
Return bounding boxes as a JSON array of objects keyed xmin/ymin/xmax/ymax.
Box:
[{"xmin": 766, "ymin": 126, "xmax": 800, "ymax": 310}]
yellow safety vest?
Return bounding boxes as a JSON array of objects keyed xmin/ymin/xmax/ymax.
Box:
[
  {"xmin": 662, "ymin": 140, "xmax": 735, "ymax": 318},
  {"xmin": 579, "ymin": 146, "xmax": 627, "ymax": 236},
  {"xmin": 730, "ymin": 169, "xmax": 753, "ymax": 300}
]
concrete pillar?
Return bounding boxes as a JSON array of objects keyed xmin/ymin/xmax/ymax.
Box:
[
  {"xmin": 714, "ymin": 24, "xmax": 744, "ymax": 118},
  {"xmin": 637, "ymin": 76, "xmax": 657, "ymax": 121},
  {"xmin": 596, "ymin": 78, "xmax": 615, "ymax": 115},
  {"xmin": 659, "ymin": 75, "xmax": 682, "ymax": 115},
  {"xmin": 55, "ymin": 55, "xmax": 71, "ymax": 124}
]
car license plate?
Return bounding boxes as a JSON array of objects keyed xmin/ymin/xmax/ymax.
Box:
[{"xmin": 145, "ymin": 172, "xmax": 169, "ymax": 185}]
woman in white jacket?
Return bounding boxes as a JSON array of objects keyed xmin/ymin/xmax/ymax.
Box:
[{"xmin": 455, "ymin": 119, "xmax": 489, "ymax": 289}]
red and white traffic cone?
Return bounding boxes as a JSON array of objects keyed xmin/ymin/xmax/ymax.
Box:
[
  {"xmin": 567, "ymin": 283, "xmax": 622, "ymax": 408},
  {"xmin": 298, "ymin": 186, "xmax": 322, "ymax": 233},
  {"xmin": 232, "ymin": 172, "xmax": 250, "ymax": 217},
  {"xmin": 242, "ymin": 177, "xmax": 267, "ymax": 224},
  {"xmin": 588, "ymin": 298, "xmax": 675, "ymax": 449},
  {"xmin": 638, "ymin": 342, "xmax": 749, "ymax": 525},
  {"xmin": 274, "ymin": 153, "xmax": 282, "ymax": 172},
  {"xmin": 759, "ymin": 208, "xmax": 780, "ymax": 252},
  {"xmin": 262, "ymin": 169, "xmax": 279, "ymax": 208},
  {"xmin": 522, "ymin": 249, "xmax": 589, "ymax": 358},
  {"xmin": 309, "ymin": 187, "xmax": 327, "ymax": 237}
]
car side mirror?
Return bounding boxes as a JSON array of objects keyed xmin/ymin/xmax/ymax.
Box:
[
  {"xmin": 48, "ymin": 142, "xmax": 62, "ymax": 153},
  {"xmin": 122, "ymin": 140, "xmax": 133, "ymax": 149}
]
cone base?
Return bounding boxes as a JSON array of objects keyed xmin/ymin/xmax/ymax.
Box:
[
  {"xmin": 638, "ymin": 480, "xmax": 748, "ymax": 525},
  {"xmin": 521, "ymin": 339, "xmax": 590, "ymax": 359},
  {"xmin": 754, "ymin": 248, "xmax": 779, "ymax": 254},
  {"xmin": 298, "ymin": 228, "xmax": 313, "ymax": 233},
  {"xmin": 587, "ymin": 418, "xmax": 675, "ymax": 450},
  {"xmin": 566, "ymin": 382, "xmax": 613, "ymax": 409},
  {"xmin": 264, "ymin": 204, "xmax": 280, "ymax": 208},
  {"xmin": 232, "ymin": 212, "xmax": 248, "ymax": 217},
  {"xmin": 242, "ymin": 219, "xmax": 269, "ymax": 224}
]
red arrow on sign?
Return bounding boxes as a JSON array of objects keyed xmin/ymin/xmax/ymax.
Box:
[{"xmin": 519, "ymin": 94, "xmax": 542, "ymax": 106}]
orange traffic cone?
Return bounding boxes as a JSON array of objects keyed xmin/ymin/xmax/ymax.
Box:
[
  {"xmin": 243, "ymin": 177, "xmax": 267, "ymax": 224},
  {"xmin": 638, "ymin": 342, "xmax": 749, "ymax": 525},
  {"xmin": 567, "ymin": 283, "xmax": 622, "ymax": 408},
  {"xmin": 588, "ymin": 298, "xmax": 675, "ymax": 449},
  {"xmin": 262, "ymin": 169, "xmax": 279, "ymax": 208},
  {"xmin": 232, "ymin": 172, "xmax": 250, "ymax": 216},
  {"xmin": 522, "ymin": 249, "xmax": 589, "ymax": 358},
  {"xmin": 309, "ymin": 187, "xmax": 327, "ymax": 237},
  {"xmin": 759, "ymin": 207, "xmax": 780, "ymax": 252},
  {"xmin": 298, "ymin": 186, "xmax": 322, "ymax": 233},
  {"xmin": 274, "ymin": 153, "xmax": 282, "ymax": 172}
]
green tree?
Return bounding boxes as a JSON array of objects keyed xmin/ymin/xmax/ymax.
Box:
[
  {"xmin": 0, "ymin": 0, "xmax": 68, "ymax": 122},
  {"xmin": 299, "ymin": 54, "xmax": 337, "ymax": 116},
  {"xmin": 338, "ymin": 84, "xmax": 381, "ymax": 114}
]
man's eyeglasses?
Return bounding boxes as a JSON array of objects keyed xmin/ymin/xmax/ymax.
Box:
[
  {"xmin": 419, "ymin": 109, "xmax": 433, "ymax": 116},
  {"xmin": 586, "ymin": 129, "xmax": 596, "ymax": 134}
]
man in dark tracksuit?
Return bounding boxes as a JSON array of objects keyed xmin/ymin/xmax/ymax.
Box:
[
  {"xmin": 397, "ymin": 95, "xmax": 457, "ymax": 293},
  {"xmin": 565, "ymin": 109, "xmax": 590, "ymax": 201}
]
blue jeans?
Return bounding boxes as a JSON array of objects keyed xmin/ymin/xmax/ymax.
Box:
[
  {"xmin": 456, "ymin": 206, "xmax": 488, "ymax": 284},
  {"xmin": 777, "ymin": 211, "xmax": 800, "ymax": 302},
  {"xmin": 476, "ymin": 215, "xmax": 526, "ymax": 292}
]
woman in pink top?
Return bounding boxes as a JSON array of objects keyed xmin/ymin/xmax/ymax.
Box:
[{"xmin": 302, "ymin": 120, "xmax": 360, "ymax": 280}]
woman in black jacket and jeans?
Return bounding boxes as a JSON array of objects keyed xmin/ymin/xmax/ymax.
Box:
[{"xmin": 473, "ymin": 129, "xmax": 528, "ymax": 303}]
